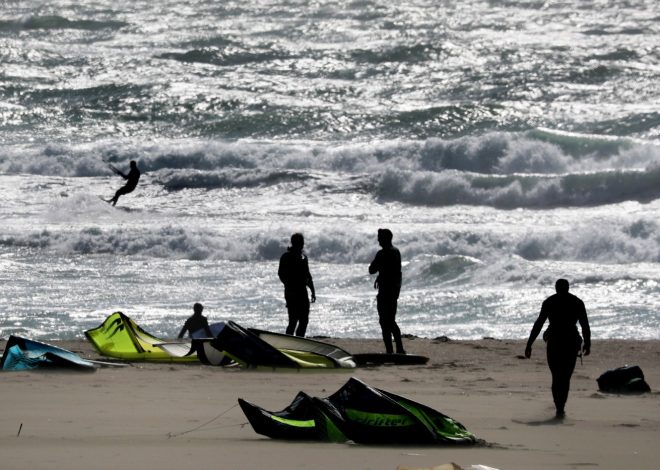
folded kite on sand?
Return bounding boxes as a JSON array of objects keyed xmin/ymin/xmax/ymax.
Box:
[
  {"xmin": 161, "ymin": 320, "xmax": 356, "ymax": 369},
  {"xmin": 86, "ymin": 314, "xmax": 355, "ymax": 369},
  {"xmin": 239, "ymin": 377, "xmax": 477, "ymax": 445},
  {"xmin": 85, "ymin": 312, "xmax": 197, "ymax": 362},
  {"xmin": 1, "ymin": 335, "xmax": 97, "ymax": 372}
]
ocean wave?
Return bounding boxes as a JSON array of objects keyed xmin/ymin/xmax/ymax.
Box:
[
  {"xmin": 155, "ymin": 168, "xmax": 310, "ymax": 190},
  {"xmin": 376, "ymin": 165, "xmax": 660, "ymax": 208},
  {"xmin": 2, "ymin": 133, "xmax": 658, "ymax": 208},
  {"xmin": 158, "ymin": 46, "xmax": 293, "ymax": 67},
  {"xmin": 3, "ymin": 131, "xmax": 656, "ymax": 175},
  {"xmin": 404, "ymin": 254, "xmax": 483, "ymax": 286},
  {"xmin": 2, "ymin": 214, "xmax": 657, "ymax": 264},
  {"xmin": 516, "ymin": 218, "xmax": 660, "ymax": 263},
  {"xmin": 23, "ymin": 83, "xmax": 153, "ymax": 110},
  {"xmin": 350, "ymin": 42, "xmax": 447, "ymax": 64},
  {"xmin": 0, "ymin": 15, "xmax": 128, "ymax": 32}
]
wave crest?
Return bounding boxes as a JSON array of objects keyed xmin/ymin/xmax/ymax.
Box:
[
  {"xmin": 376, "ymin": 165, "xmax": 660, "ymax": 208},
  {"xmin": 0, "ymin": 15, "xmax": 127, "ymax": 31},
  {"xmin": 2, "ymin": 214, "xmax": 657, "ymax": 264}
]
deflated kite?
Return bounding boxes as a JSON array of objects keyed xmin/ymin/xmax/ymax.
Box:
[
  {"xmin": 161, "ymin": 320, "xmax": 356, "ymax": 369},
  {"xmin": 85, "ymin": 312, "xmax": 197, "ymax": 362},
  {"xmin": 239, "ymin": 377, "xmax": 476, "ymax": 445},
  {"xmin": 1, "ymin": 335, "xmax": 97, "ymax": 372}
]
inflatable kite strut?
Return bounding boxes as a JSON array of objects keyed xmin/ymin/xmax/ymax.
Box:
[{"xmin": 160, "ymin": 320, "xmax": 355, "ymax": 369}]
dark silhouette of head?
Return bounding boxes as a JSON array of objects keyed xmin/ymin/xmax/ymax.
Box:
[
  {"xmin": 193, "ymin": 302, "xmax": 204, "ymax": 315},
  {"xmin": 290, "ymin": 233, "xmax": 304, "ymax": 252},
  {"xmin": 377, "ymin": 228, "xmax": 393, "ymax": 248},
  {"xmin": 130, "ymin": 160, "xmax": 137, "ymax": 169},
  {"xmin": 555, "ymin": 279, "xmax": 570, "ymax": 294}
]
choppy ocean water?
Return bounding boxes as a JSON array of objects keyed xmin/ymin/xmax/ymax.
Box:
[{"xmin": 1, "ymin": 0, "xmax": 658, "ymax": 341}]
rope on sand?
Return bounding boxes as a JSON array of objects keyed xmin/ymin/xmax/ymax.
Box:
[{"xmin": 166, "ymin": 403, "xmax": 245, "ymax": 438}]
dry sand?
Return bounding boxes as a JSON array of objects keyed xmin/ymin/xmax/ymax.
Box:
[{"xmin": 1, "ymin": 337, "xmax": 658, "ymax": 470}]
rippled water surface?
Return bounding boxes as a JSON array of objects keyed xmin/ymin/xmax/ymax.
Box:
[{"xmin": 1, "ymin": 0, "xmax": 659, "ymax": 340}]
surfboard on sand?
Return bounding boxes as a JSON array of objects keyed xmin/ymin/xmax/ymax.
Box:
[{"xmin": 353, "ymin": 353, "xmax": 429, "ymax": 366}]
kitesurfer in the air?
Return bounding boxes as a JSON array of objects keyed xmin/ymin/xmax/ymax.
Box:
[
  {"xmin": 278, "ymin": 233, "xmax": 316, "ymax": 337},
  {"xmin": 106, "ymin": 160, "xmax": 140, "ymax": 206},
  {"xmin": 525, "ymin": 278, "xmax": 591, "ymax": 419},
  {"xmin": 178, "ymin": 303, "xmax": 213, "ymax": 338},
  {"xmin": 369, "ymin": 228, "xmax": 406, "ymax": 354}
]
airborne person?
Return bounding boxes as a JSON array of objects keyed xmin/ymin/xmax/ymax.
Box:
[{"xmin": 106, "ymin": 160, "xmax": 140, "ymax": 206}]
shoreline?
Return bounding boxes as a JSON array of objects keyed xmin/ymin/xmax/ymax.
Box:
[{"xmin": 1, "ymin": 337, "xmax": 658, "ymax": 469}]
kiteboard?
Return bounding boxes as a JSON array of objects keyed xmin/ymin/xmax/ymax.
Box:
[{"xmin": 353, "ymin": 353, "xmax": 429, "ymax": 366}]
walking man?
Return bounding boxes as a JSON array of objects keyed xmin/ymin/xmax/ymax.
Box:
[{"xmin": 525, "ymin": 279, "xmax": 591, "ymax": 419}]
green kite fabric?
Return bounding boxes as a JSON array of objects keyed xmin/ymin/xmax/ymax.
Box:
[
  {"xmin": 239, "ymin": 377, "xmax": 477, "ymax": 445},
  {"xmin": 84, "ymin": 312, "xmax": 198, "ymax": 362}
]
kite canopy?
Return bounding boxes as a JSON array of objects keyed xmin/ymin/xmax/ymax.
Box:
[
  {"xmin": 239, "ymin": 377, "xmax": 476, "ymax": 445},
  {"xmin": 240, "ymin": 391, "xmax": 346, "ymax": 442},
  {"xmin": 187, "ymin": 321, "xmax": 356, "ymax": 369},
  {"xmin": 84, "ymin": 312, "xmax": 197, "ymax": 362},
  {"xmin": 1, "ymin": 335, "xmax": 97, "ymax": 372}
]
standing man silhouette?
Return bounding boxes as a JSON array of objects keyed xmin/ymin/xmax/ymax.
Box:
[
  {"xmin": 278, "ymin": 233, "xmax": 316, "ymax": 337},
  {"xmin": 525, "ymin": 279, "xmax": 591, "ymax": 419},
  {"xmin": 369, "ymin": 228, "xmax": 405, "ymax": 354},
  {"xmin": 106, "ymin": 160, "xmax": 140, "ymax": 206}
]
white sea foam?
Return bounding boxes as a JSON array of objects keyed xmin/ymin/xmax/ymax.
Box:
[
  {"xmin": 3, "ymin": 131, "xmax": 657, "ymax": 176},
  {"xmin": 3, "ymin": 209, "xmax": 658, "ymax": 266}
]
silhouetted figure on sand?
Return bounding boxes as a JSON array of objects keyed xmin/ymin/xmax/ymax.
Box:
[
  {"xmin": 369, "ymin": 228, "xmax": 405, "ymax": 354},
  {"xmin": 525, "ymin": 279, "xmax": 591, "ymax": 419},
  {"xmin": 106, "ymin": 160, "xmax": 140, "ymax": 206},
  {"xmin": 178, "ymin": 303, "xmax": 213, "ymax": 338},
  {"xmin": 278, "ymin": 233, "xmax": 316, "ymax": 337}
]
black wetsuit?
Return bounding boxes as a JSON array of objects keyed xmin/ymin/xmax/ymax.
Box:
[
  {"xmin": 527, "ymin": 292, "xmax": 591, "ymax": 415},
  {"xmin": 110, "ymin": 166, "xmax": 140, "ymax": 206},
  {"xmin": 369, "ymin": 245, "xmax": 404, "ymax": 354},
  {"xmin": 178, "ymin": 314, "xmax": 212, "ymax": 338},
  {"xmin": 278, "ymin": 248, "xmax": 315, "ymax": 337}
]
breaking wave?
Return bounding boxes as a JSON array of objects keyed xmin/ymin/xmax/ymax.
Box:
[
  {"xmin": 1, "ymin": 130, "xmax": 658, "ymax": 208},
  {"xmin": 2, "ymin": 215, "xmax": 657, "ymax": 264}
]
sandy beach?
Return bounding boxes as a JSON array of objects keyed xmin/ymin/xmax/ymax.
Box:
[{"xmin": 0, "ymin": 337, "xmax": 658, "ymax": 470}]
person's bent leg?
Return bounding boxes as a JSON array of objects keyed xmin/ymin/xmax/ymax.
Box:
[{"xmin": 111, "ymin": 186, "xmax": 130, "ymax": 206}]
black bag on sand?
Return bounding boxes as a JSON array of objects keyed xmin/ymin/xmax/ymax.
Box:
[{"xmin": 597, "ymin": 365, "xmax": 651, "ymax": 394}]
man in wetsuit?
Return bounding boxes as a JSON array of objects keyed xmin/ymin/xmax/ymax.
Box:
[
  {"xmin": 178, "ymin": 303, "xmax": 213, "ymax": 338},
  {"xmin": 278, "ymin": 233, "xmax": 316, "ymax": 337},
  {"xmin": 525, "ymin": 279, "xmax": 591, "ymax": 419},
  {"xmin": 107, "ymin": 160, "xmax": 140, "ymax": 206},
  {"xmin": 369, "ymin": 228, "xmax": 406, "ymax": 354}
]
